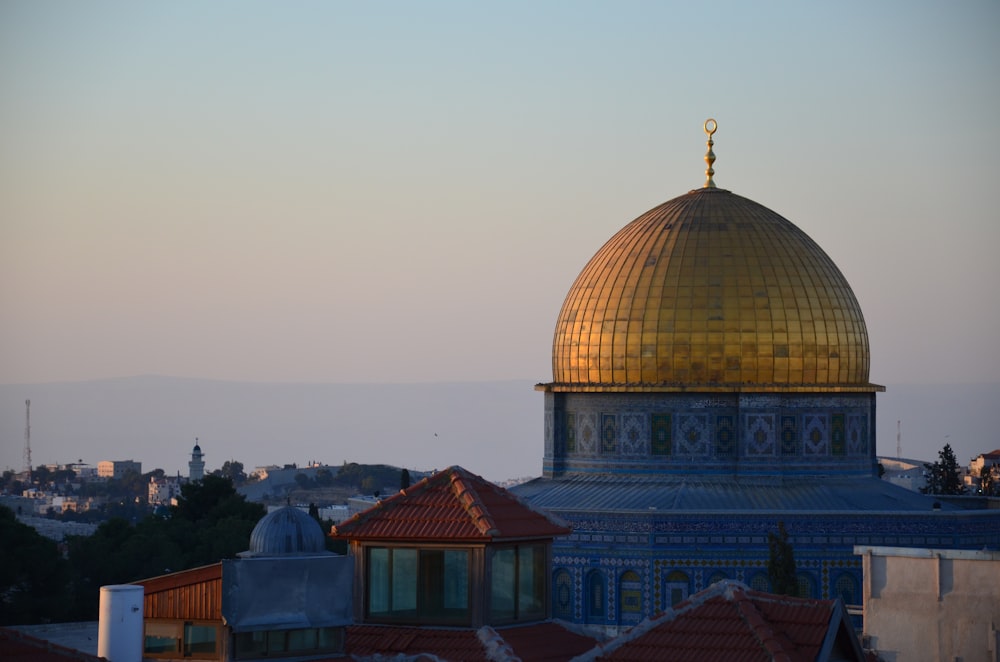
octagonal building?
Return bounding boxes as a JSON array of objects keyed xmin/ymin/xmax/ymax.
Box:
[{"xmin": 512, "ymin": 122, "xmax": 1000, "ymax": 632}]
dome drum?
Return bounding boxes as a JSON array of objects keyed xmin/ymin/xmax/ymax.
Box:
[{"xmin": 540, "ymin": 387, "xmax": 878, "ymax": 479}]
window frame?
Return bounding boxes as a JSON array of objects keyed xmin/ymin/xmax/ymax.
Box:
[
  {"xmin": 489, "ymin": 543, "xmax": 548, "ymax": 625},
  {"xmin": 364, "ymin": 544, "xmax": 473, "ymax": 626}
]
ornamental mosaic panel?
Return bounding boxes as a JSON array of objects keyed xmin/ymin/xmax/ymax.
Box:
[
  {"xmin": 565, "ymin": 412, "xmax": 576, "ymax": 454},
  {"xmin": 601, "ymin": 413, "xmax": 618, "ymax": 454},
  {"xmin": 554, "ymin": 569, "xmax": 573, "ymax": 620},
  {"xmin": 620, "ymin": 413, "xmax": 647, "ymax": 456},
  {"xmin": 715, "ymin": 415, "xmax": 736, "ymax": 457},
  {"xmin": 831, "ymin": 413, "xmax": 846, "ymax": 456},
  {"xmin": 578, "ymin": 412, "xmax": 598, "ymax": 455},
  {"xmin": 847, "ymin": 414, "xmax": 867, "ymax": 455},
  {"xmin": 803, "ymin": 414, "xmax": 829, "ymax": 456},
  {"xmin": 651, "ymin": 413, "xmax": 672, "ymax": 456},
  {"xmin": 744, "ymin": 413, "xmax": 776, "ymax": 456},
  {"xmin": 780, "ymin": 415, "xmax": 798, "ymax": 456},
  {"xmin": 544, "ymin": 411, "xmax": 554, "ymax": 456},
  {"xmin": 676, "ymin": 414, "xmax": 710, "ymax": 456}
]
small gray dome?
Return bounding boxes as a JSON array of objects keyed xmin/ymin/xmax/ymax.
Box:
[{"xmin": 247, "ymin": 506, "xmax": 327, "ymax": 556}]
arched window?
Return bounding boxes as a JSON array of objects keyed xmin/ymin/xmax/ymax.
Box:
[
  {"xmin": 796, "ymin": 572, "xmax": 815, "ymax": 598},
  {"xmin": 618, "ymin": 571, "xmax": 642, "ymax": 624},
  {"xmin": 553, "ymin": 569, "xmax": 573, "ymax": 620},
  {"xmin": 748, "ymin": 572, "xmax": 770, "ymax": 593},
  {"xmin": 585, "ymin": 569, "xmax": 606, "ymax": 623},
  {"xmin": 707, "ymin": 571, "xmax": 727, "ymax": 586},
  {"xmin": 834, "ymin": 573, "xmax": 859, "ymax": 606},
  {"xmin": 664, "ymin": 570, "xmax": 689, "ymax": 609}
]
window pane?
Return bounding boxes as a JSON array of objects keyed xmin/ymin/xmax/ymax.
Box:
[
  {"xmin": 443, "ymin": 550, "xmax": 469, "ymax": 610},
  {"xmin": 392, "ymin": 548, "xmax": 417, "ymax": 612},
  {"xmin": 518, "ymin": 546, "xmax": 545, "ymax": 619},
  {"xmin": 368, "ymin": 548, "xmax": 390, "ymax": 615},
  {"xmin": 144, "ymin": 621, "xmax": 182, "ymax": 654},
  {"xmin": 183, "ymin": 623, "xmax": 217, "ymax": 655},
  {"xmin": 317, "ymin": 627, "xmax": 344, "ymax": 651},
  {"xmin": 287, "ymin": 628, "xmax": 317, "ymax": 651},
  {"xmin": 491, "ymin": 548, "xmax": 516, "ymax": 620}
]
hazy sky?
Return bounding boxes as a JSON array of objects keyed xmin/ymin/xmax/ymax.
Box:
[{"xmin": 2, "ymin": 3, "xmax": 999, "ymax": 473}]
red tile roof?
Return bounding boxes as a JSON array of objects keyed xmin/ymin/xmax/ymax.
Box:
[
  {"xmin": 583, "ymin": 580, "xmax": 864, "ymax": 662},
  {"xmin": 346, "ymin": 621, "xmax": 600, "ymax": 661},
  {"xmin": 331, "ymin": 466, "xmax": 571, "ymax": 542},
  {"xmin": 0, "ymin": 628, "xmax": 104, "ymax": 662}
]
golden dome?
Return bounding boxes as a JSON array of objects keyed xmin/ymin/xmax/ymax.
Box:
[{"xmin": 551, "ymin": 186, "xmax": 878, "ymax": 392}]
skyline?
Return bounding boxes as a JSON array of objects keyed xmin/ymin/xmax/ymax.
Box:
[{"xmin": 2, "ymin": 2, "xmax": 998, "ymax": 478}]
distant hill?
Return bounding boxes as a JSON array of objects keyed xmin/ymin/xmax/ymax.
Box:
[
  {"xmin": 0, "ymin": 376, "xmax": 542, "ymax": 483},
  {"xmin": 1, "ymin": 377, "xmax": 996, "ymax": 482}
]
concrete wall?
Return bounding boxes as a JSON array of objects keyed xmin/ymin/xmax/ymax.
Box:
[{"xmin": 856, "ymin": 545, "xmax": 1000, "ymax": 662}]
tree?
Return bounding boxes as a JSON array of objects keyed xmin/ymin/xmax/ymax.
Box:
[
  {"xmin": 767, "ymin": 521, "xmax": 797, "ymax": 596},
  {"xmin": 216, "ymin": 460, "xmax": 247, "ymax": 486},
  {"xmin": 980, "ymin": 464, "xmax": 997, "ymax": 496},
  {"xmin": 922, "ymin": 443, "xmax": 965, "ymax": 496},
  {"xmin": 0, "ymin": 505, "xmax": 72, "ymax": 625}
]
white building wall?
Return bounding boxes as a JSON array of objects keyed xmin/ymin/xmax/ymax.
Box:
[{"xmin": 856, "ymin": 545, "xmax": 1000, "ymax": 662}]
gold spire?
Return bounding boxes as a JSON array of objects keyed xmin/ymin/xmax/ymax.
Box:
[{"xmin": 703, "ymin": 118, "xmax": 717, "ymax": 188}]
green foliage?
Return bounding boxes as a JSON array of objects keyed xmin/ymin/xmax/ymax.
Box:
[
  {"xmin": 214, "ymin": 460, "xmax": 247, "ymax": 485},
  {"xmin": 767, "ymin": 521, "xmax": 797, "ymax": 596},
  {"xmin": 0, "ymin": 505, "xmax": 73, "ymax": 625},
  {"xmin": 334, "ymin": 463, "xmax": 402, "ymax": 492},
  {"xmin": 922, "ymin": 443, "xmax": 965, "ymax": 496},
  {"xmin": 980, "ymin": 464, "xmax": 997, "ymax": 496},
  {"xmin": 65, "ymin": 475, "xmax": 264, "ymax": 620}
]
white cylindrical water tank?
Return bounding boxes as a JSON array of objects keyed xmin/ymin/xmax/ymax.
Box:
[{"xmin": 98, "ymin": 584, "xmax": 144, "ymax": 662}]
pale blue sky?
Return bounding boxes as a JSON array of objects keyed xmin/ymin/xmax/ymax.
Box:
[{"xmin": 1, "ymin": 2, "xmax": 998, "ymax": 475}]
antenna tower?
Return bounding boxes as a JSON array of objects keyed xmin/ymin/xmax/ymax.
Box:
[
  {"xmin": 24, "ymin": 399, "xmax": 32, "ymax": 477},
  {"xmin": 896, "ymin": 419, "xmax": 901, "ymax": 458}
]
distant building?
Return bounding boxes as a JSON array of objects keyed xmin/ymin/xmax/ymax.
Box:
[
  {"xmin": 856, "ymin": 545, "xmax": 1000, "ymax": 662},
  {"xmin": 969, "ymin": 449, "xmax": 1000, "ymax": 494},
  {"xmin": 188, "ymin": 440, "xmax": 205, "ymax": 482},
  {"xmin": 878, "ymin": 456, "xmax": 928, "ymax": 493},
  {"xmin": 96, "ymin": 460, "xmax": 141, "ymax": 480},
  {"xmin": 148, "ymin": 475, "xmax": 183, "ymax": 505}
]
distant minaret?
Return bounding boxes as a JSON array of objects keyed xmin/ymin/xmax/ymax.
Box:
[{"xmin": 189, "ymin": 438, "xmax": 205, "ymax": 481}]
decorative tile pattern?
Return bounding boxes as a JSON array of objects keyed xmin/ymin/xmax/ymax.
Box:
[
  {"xmin": 676, "ymin": 414, "xmax": 709, "ymax": 456},
  {"xmin": 803, "ymin": 414, "xmax": 829, "ymax": 456},
  {"xmin": 578, "ymin": 412, "xmax": 598, "ymax": 455},
  {"xmin": 651, "ymin": 413, "xmax": 672, "ymax": 456},
  {"xmin": 715, "ymin": 415, "xmax": 736, "ymax": 456},
  {"xmin": 780, "ymin": 415, "xmax": 798, "ymax": 456},
  {"xmin": 601, "ymin": 414, "xmax": 618, "ymax": 454},
  {"xmin": 744, "ymin": 414, "xmax": 776, "ymax": 456},
  {"xmin": 621, "ymin": 413, "xmax": 647, "ymax": 456},
  {"xmin": 847, "ymin": 414, "xmax": 867, "ymax": 455},
  {"xmin": 566, "ymin": 412, "xmax": 576, "ymax": 454},
  {"xmin": 831, "ymin": 413, "xmax": 846, "ymax": 456}
]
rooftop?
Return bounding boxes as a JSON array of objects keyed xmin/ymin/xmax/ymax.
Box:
[
  {"xmin": 579, "ymin": 580, "xmax": 864, "ymax": 662},
  {"xmin": 331, "ymin": 465, "xmax": 571, "ymax": 542}
]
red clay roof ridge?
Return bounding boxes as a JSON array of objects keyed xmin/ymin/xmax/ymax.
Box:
[
  {"xmin": 732, "ymin": 587, "xmax": 795, "ymax": 662},
  {"xmin": 477, "ymin": 625, "xmax": 521, "ymax": 661},
  {"xmin": 449, "ymin": 467, "xmax": 501, "ymax": 537}
]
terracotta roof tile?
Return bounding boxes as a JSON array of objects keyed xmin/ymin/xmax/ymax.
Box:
[
  {"xmin": 583, "ymin": 580, "xmax": 860, "ymax": 662},
  {"xmin": 0, "ymin": 628, "xmax": 103, "ymax": 662},
  {"xmin": 332, "ymin": 466, "xmax": 571, "ymax": 542},
  {"xmin": 346, "ymin": 621, "xmax": 600, "ymax": 661}
]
